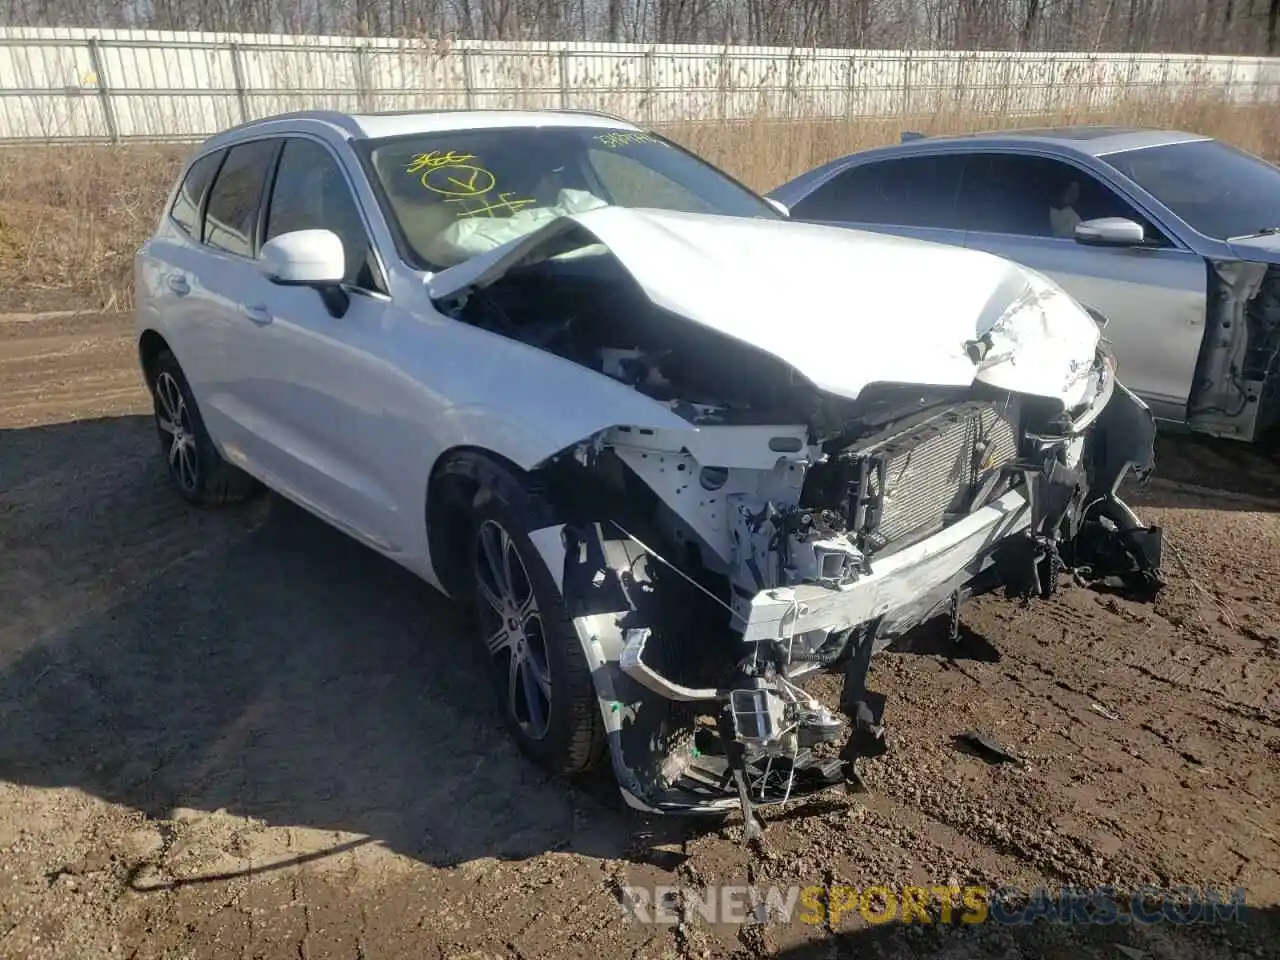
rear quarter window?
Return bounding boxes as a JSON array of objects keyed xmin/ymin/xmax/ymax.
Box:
[{"xmin": 169, "ymin": 150, "xmax": 224, "ymax": 239}]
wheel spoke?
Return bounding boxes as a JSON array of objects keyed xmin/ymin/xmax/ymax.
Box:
[
  {"xmin": 479, "ymin": 523, "xmax": 510, "ymax": 598},
  {"xmin": 510, "ymin": 651, "xmax": 547, "ymax": 735},
  {"xmin": 501, "ymin": 534, "xmax": 519, "ymax": 605},
  {"xmin": 476, "ymin": 576, "xmax": 506, "ymax": 620},
  {"xmin": 526, "ymin": 647, "xmax": 552, "ymax": 700},
  {"xmin": 167, "ymin": 436, "xmax": 182, "ymax": 470},
  {"xmin": 156, "ymin": 416, "xmax": 177, "ymax": 436},
  {"xmin": 514, "ymin": 588, "xmax": 538, "ymax": 626},
  {"xmin": 484, "ymin": 623, "xmax": 511, "ymax": 655},
  {"xmin": 157, "ymin": 374, "xmax": 180, "ymax": 421},
  {"xmin": 177, "ymin": 443, "xmax": 197, "ymax": 490}
]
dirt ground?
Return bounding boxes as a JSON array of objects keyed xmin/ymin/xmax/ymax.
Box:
[{"xmin": 1, "ymin": 308, "xmax": 1278, "ymax": 960}]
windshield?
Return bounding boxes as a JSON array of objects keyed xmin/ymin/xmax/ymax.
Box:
[
  {"xmin": 361, "ymin": 126, "xmax": 779, "ymax": 270},
  {"xmin": 1100, "ymin": 138, "xmax": 1280, "ymax": 241}
]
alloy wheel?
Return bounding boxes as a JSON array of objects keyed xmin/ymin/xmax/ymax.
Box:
[
  {"xmin": 154, "ymin": 371, "xmax": 198, "ymax": 493},
  {"xmin": 474, "ymin": 519, "xmax": 552, "ymax": 740}
]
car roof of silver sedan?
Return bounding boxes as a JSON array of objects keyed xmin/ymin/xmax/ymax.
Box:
[{"xmin": 890, "ymin": 125, "xmax": 1210, "ymax": 157}]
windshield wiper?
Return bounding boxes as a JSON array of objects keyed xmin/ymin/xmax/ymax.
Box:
[{"xmin": 1228, "ymin": 226, "xmax": 1280, "ymax": 240}]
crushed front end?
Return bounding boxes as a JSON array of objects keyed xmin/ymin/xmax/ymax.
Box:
[{"xmin": 526, "ymin": 345, "xmax": 1162, "ymax": 838}]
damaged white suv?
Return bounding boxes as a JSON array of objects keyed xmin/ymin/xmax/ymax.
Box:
[{"xmin": 135, "ymin": 109, "xmax": 1164, "ymax": 836}]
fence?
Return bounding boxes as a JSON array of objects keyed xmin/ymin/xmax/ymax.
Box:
[{"xmin": 4, "ymin": 25, "xmax": 1280, "ymax": 143}]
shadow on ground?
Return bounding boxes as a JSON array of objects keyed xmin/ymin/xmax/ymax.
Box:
[
  {"xmin": 0, "ymin": 414, "xmax": 704, "ymax": 875},
  {"xmin": 0, "ymin": 415, "xmax": 1273, "ymax": 882},
  {"xmin": 1139, "ymin": 431, "xmax": 1280, "ymax": 511},
  {"xmin": 767, "ymin": 902, "xmax": 1280, "ymax": 960}
]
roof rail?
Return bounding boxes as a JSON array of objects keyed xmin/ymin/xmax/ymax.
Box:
[
  {"xmin": 222, "ymin": 109, "xmax": 365, "ymax": 138},
  {"xmin": 543, "ymin": 106, "xmax": 634, "ymax": 125}
]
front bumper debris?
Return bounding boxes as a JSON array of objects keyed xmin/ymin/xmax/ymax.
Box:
[{"xmin": 524, "ymin": 372, "xmax": 1162, "ymax": 842}]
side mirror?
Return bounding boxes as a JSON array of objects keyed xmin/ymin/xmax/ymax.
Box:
[
  {"xmin": 260, "ymin": 229, "xmax": 350, "ymax": 317},
  {"xmin": 1073, "ymin": 217, "xmax": 1145, "ymax": 248},
  {"xmin": 261, "ymin": 229, "xmax": 346, "ymax": 285},
  {"xmin": 765, "ymin": 197, "xmax": 790, "ymax": 217}
]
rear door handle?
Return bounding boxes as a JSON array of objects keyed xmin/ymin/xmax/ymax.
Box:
[
  {"xmin": 167, "ymin": 274, "xmax": 190, "ymax": 296},
  {"xmin": 240, "ymin": 304, "xmax": 272, "ymax": 326}
]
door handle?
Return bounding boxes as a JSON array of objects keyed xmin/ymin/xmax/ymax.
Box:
[
  {"xmin": 167, "ymin": 274, "xmax": 190, "ymax": 297},
  {"xmin": 240, "ymin": 304, "xmax": 272, "ymax": 326}
]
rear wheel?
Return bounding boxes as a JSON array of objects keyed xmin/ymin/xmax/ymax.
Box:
[
  {"xmin": 149, "ymin": 349, "xmax": 256, "ymax": 506},
  {"xmin": 463, "ymin": 466, "xmax": 605, "ymax": 777}
]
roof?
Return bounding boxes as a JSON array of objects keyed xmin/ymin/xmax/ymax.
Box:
[
  {"xmin": 896, "ymin": 125, "xmax": 1210, "ymax": 157},
  {"xmin": 208, "ymin": 108, "xmax": 640, "ymax": 145}
]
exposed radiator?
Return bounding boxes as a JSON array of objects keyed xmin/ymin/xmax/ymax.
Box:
[{"xmin": 852, "ymin": 401, "xmax": 1020, "ymax": 554}]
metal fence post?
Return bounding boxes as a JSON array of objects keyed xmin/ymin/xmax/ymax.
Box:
[
  {"xmin": 846, "ymin": 54, "xmax": 857, "ymax": 119},
  {"xmin": 558, "ymin": 48, "xmax": 569, "ymax": 108},
  {"xmin": 718, "ymin": 45, "xmax": 729, "ymax": 121},
  {"xmin": 86, "ymin": 37, "xmax": 119, "ymax": 143},
  {"xmin": 462, "ymin": 46, "xmax": 475, "ymax": 109},
  {"xmin": 229, "ymin": 41, "xmax": 250, "ymax": 122},
  {"xmin": 355, "ymin": 44, "xmax": 373, "ymax": 112},
  {"xmin": 786, "ymin": 47, "xmax": 799, "ymax": 119},
  {"xmin": 643, "ymin": 47, "xmax": 655, "ymax": 123}
]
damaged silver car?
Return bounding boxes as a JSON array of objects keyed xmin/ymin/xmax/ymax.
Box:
[
  {"xmin": 135, "ymin": 110, "xmax": 1164, "ymax": 838},
  {"xmin": 769, "ymin": 127, "xmax": 1280, "ymax": 446}
]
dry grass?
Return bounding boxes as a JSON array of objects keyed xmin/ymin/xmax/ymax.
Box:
[{"xmin": 3, "ymin": 94, "xmax": 1279, "ymax": 313}]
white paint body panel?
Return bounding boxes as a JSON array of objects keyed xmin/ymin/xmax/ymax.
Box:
[{"xmin": 431, "ymin": 206, "xmax": 1105, "ymax": 407}]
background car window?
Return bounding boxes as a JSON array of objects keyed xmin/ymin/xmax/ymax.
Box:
[
  {"xmin": 203, "ymin": 139, "xmax": 278, "ymax": 258},
  {"xmin": 170, "ymin": 150, "xmax": 224, "ymax": 239},
  {"xmin": 1101, "ymin": 139, "xmax": 1280, "ymax": 241},
  {"xmin": 266, "ymin": 138, "xmax": 382, "ymax": 292},
  {"xmin": 959, "ymin": 153, "xmax": 1168, "ymax": 244},
  {"xmin": 787, "ymin": 155, "xmax": 967, "ymax": 228}
]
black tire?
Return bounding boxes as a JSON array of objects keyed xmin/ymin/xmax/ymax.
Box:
[
  {"xmin": 148, "ymin": 349, "xmax": 256, "ymax": 506},
  {"xmin": 464, "ymin": 464, "xmax": 605, "ymax": 777}
]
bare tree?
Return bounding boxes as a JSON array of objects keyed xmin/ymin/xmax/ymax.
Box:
[{"xmin": 4, "ymin": 0, "xmax": 1280, "ymax": 55}]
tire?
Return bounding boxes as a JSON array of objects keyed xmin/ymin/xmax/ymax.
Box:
[
  {"xmin": 465, "ymin": 466, "xmax": 605, "ymax": 778},
  {"xmin": 148, "ymin": 349, "xmax": 256, "ymax": 506}
]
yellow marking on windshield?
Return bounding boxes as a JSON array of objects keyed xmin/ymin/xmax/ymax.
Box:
[
  {"xmin": 447, "ymin": 192, "xmax": 539, "ymax": 218},
  {"xmin": 405, "ymin": 150, "xmax": 537, "ymax": 216},
  {"xmin": 593, "ymin": 131, "xmax": 665, "ymax": 149}
]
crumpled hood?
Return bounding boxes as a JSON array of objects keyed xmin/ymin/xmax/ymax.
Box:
[{"xmin": 429, "ymin": 206, "xmax": 1103, "ymax": 407}]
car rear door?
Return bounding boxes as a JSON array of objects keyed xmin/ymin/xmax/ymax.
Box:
[
  {"xmin": 956, "ymin": 151, "xmax": 1207, "ymax": 421},
  {"xmin": 182, "ymin": 136, "xmax": 283, "ymax": 469},
  {"xmin": 785, "ymin": 153, "xmax": 969, "ymax": 249}
]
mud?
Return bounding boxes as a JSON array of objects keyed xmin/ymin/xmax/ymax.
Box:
[{"xmin": 1, "ymin": 310, "xmax": 1277, "ymax": 959}]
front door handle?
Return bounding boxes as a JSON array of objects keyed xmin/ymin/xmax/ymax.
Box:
[
  {"xmin": 167, "ymin": 274, "xmax": 190, "ymax": 297},
  {"xmin": 240, "ymin": 304, "xmax": 272, "ymax": 326}
]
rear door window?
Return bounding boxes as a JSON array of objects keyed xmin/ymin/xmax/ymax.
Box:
[
  {"xmin": 203, "ymin": 139, "xmax": 279, "ymax": 258},
  {"xmin": 788, "ymin": 154, "xmax": 967, "ymax": 228},
  {"xmin": 170, "ymin": 150, "xmax": 224, "ymax": 239}
]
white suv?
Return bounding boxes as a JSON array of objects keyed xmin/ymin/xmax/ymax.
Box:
[{"xmin": 135, "ymin": 108, "xmax": 1164, "ymax": 836}]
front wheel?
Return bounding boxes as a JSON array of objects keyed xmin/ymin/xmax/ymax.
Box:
[{"xmin": 465, "ymin": 475, "xmax": 605, "ymax": 778}]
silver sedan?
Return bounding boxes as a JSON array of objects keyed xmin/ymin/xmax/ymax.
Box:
[{"xmin": 769, "ymin": 127, "xmax": 1280, "ymax": 445}]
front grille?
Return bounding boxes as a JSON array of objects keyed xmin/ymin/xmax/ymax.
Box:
[{"xmin": 854, "ymin": 401, "xmax": 1019, "ymax": 554}]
